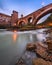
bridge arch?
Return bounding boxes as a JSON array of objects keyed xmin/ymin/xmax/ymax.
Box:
[
  {"xmin": 18, "ymin": 20, "xmax": 26, "ymax": 26},
  {"xmin": 27, "ymin": 16, "xmax": 33, "ymax": 24},
  {"xmin": 33, "ymin": 7, "xmax": 52, "ymax": 25}
]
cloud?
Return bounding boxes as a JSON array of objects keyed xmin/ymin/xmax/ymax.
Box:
[{"xmin": 41, "ymin": 2, "xmax": 45, "ymax": 6}]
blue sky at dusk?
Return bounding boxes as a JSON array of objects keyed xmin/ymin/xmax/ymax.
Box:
[{"xmin": 0, "ymin": 0, "xmax": 52, "ymax": 17}]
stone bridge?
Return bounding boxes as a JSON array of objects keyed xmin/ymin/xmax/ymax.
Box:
[{"xmin": 17, "ymin": 3, "xmax": 52, "ymax": 26}]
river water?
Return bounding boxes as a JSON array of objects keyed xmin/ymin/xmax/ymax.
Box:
[{"xmin": 0, "ymin": 29, "xmax": 48, "ymax": 65}]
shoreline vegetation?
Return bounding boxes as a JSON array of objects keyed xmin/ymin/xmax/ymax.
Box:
[{"xmin": 0, "ymin": 24, "xmax": 52, "ymax": 31}]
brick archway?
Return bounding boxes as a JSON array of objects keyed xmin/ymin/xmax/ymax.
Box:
[
  {"xmin": 33, "ymin": 7, "xmax": 52, "ymax": 25},
  {"xmin": 18, "ymin": 20, "xmax": 26, "ymax": 26},
  {"xmin": 28, "ymin": 17, "xmax": 33, "ymax": 24}
]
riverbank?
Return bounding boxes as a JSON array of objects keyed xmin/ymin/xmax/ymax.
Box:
[
  {"xmin": 15, "ymin": 41, "xmax": 52, "ymax": 65},
  {"xmin": 0, "ymin": 24, "xmax": 51, "ymax": 31}
]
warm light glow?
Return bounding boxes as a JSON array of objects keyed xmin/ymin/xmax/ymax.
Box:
[
  {"xmin": 14, "ymin": 30, "xmax": 17, "ymax": 32},
  {"xmin": 49, "ymin": 23, "xmax": 52, "ymax": 26},
  {"xmin": 12, "ymin": 32, "xmax": 18, "ymax": 42},
  {"xmin": 13, "ymin": 23, "xmax": 16, "ymax": 26},
  {"xmin": 14, "ymin": 23, "xmax": 16, "ymax": 26}
]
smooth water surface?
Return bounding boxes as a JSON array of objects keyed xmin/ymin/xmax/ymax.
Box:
[{"xmin": 0, "ymin": 29, "xmax": 47, "ymax": 65}]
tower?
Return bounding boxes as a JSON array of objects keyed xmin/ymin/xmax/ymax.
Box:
[{"xmin": 11, "ymin": 10, "xmax": 18, "ymax": 26}]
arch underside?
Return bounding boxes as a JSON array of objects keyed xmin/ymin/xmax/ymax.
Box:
[
  {"xmin": 19, "ymin": 21, "xmax": 26, "ymax": 26},
  {"xmin": 28, "ymin": 17, "xmax": 32, "ymax": 24},
  {"xmin": 33, "ymin": 8, "xmax": 52, "ymax": 25}
]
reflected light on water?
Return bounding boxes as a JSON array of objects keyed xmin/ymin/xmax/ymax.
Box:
[
  {"xmin": 12, "ymin": 31, "xmax": 18, "ymax": 42},
  {"xmin": 13, "ymin": 30, "xmax": 17, "ymax": 32}
]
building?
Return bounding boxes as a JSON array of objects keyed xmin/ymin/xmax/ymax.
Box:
[
  {"xmin": 11, "ymin": 11, "xmax": 18, "ymax": 26},
  {"xmin": 0, "ymin": 10, "xmax": 18, "ymax": 27},
  {"xmin": 0, "ymin": 13, "xmax": 11, "ymax": 26}
]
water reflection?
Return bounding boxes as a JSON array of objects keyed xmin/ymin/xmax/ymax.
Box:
[
  {"xmin": 0, "ymin": 29, "xmax": 48, "ymax": 65},
  {"xmin": 29, "ymin": 34, "xmax": 33, "ymax": 42},
  {"xmin": 12, "ymin": 31, "xmax": 18, "ymax": 42}
]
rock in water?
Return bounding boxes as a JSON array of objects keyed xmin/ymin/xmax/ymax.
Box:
[{"xmin": 26, "ymin": 43, "xmax": 36, "ymax": 51}]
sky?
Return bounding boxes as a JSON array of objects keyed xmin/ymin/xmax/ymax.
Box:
[{"xmin": 0, "ymin": 0, "xmax": 52, "ymax": 17}]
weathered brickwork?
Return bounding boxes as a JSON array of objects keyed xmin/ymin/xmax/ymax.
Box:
[{"xmin": 0, "ymin": 3, "xmax": 52, "ymax": 26}]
